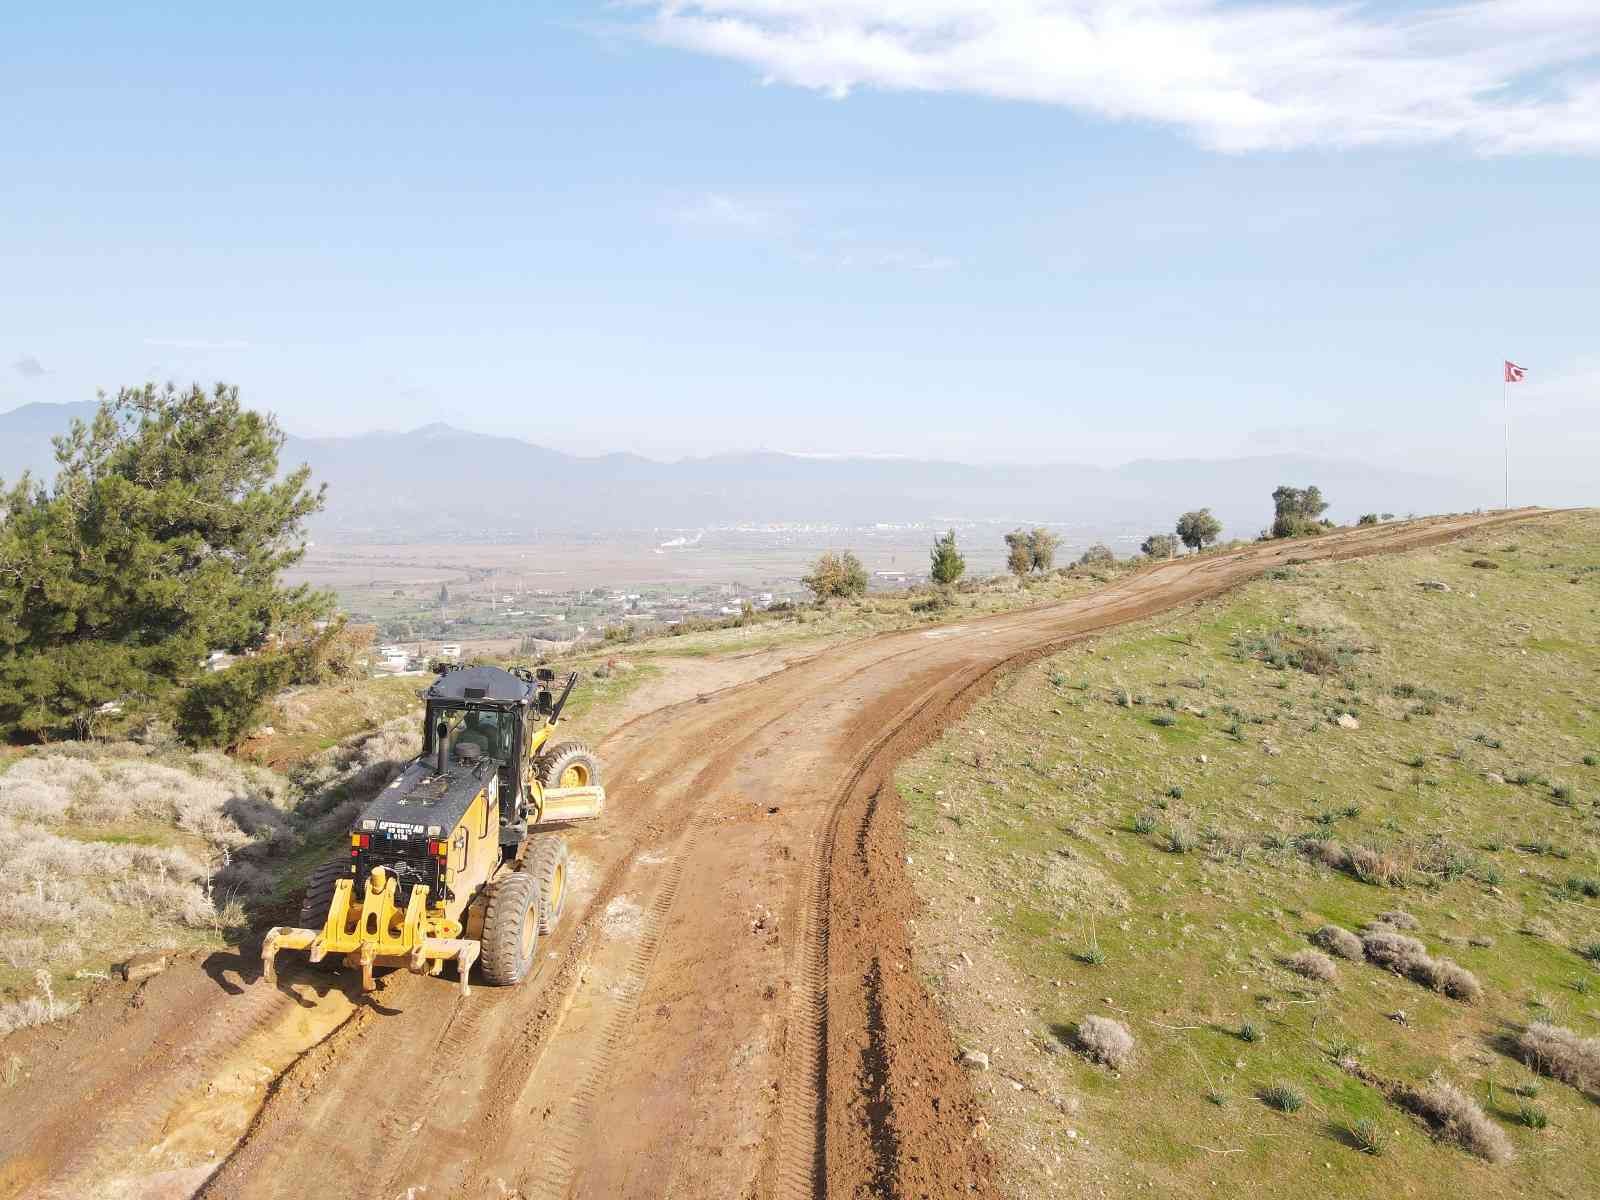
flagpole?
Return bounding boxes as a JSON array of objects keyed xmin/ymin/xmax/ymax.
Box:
[{"xmin": 1503, "ymin": 372, "xmax": 1509, "ymax": 510}]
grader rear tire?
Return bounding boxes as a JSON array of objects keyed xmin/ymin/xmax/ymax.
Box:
[
  {"xmin": 480, "ymin": 870, "xmax": 540, "ymax": 986},
  {"xmin": 528, "ymin": 835, "xmax": 570, "ymax": 935},
  {"xmin": 536, "ymin": 741, "xmax": 602, "ymax": 790},
  {"xmin": 295, "ymin": 858, "xmax": 351, "ymax": 974},
  {"xmin": 298, "ymin": 858, "xmax": 350, "ymax": 928}
]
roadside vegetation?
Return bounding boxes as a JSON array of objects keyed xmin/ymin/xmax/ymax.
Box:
[{"xmin": 899, "ymin": 510, "xmax": 1600, "ymax": 1199}]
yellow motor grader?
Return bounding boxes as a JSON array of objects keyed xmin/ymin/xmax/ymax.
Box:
[{"xmin": 262, "ymin": 665, "xmax": 604, "ymax": 995}]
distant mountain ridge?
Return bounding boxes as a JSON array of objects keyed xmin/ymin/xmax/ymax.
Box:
[{"xmin": 1, "ymin": 400, "xmax": 1493, "ymax": 539}]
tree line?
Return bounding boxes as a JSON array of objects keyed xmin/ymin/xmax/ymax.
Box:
[{"xmin": 801, "ymin": 480, "xmax": 1366, "ymax": 600}]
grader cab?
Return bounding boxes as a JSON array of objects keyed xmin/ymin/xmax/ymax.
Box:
[{"xmin": 262, "ymin": 665, "xmax": 605, "ymax": 994}]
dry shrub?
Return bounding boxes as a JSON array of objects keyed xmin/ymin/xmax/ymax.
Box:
[
  {"xmin": 1374, "ymin": 909, "xmax": 1420, "ymax": 930},
  {"xmin": 1301, "ymin": 839, "xmax": 1405, "ymax": 885},
  {"xmin": 295, "ymin": 718, "xmax": 418, "ymax": 833},
  {"xmin": 1075, "ymin": 1015, "xmax": 1135, "ymax": 1070},
  {"xmin": 1307, "ymin": 838, "xmax": 1348, "ymax": 871},
  {"xmin": 1347, "ymin": 845, "xmax": 1407, "ymax": 886},
  {"xmin": 0, "ymin": 748, "xmax": 289, "ymax": 855},
  {"xmin": 1362, "ymin": 929, "xmax": 1429, "ymax": 973},
  {"xmin": 1362, "ymin": 930, "xmax": 1482, "ymax": 1002},
  {"xmin": 0, "ymin": 970, "xmax": 79, "ymax": 1037},
  {"xmin": 1313, "ymin": 924, "xmax": 1363, "ymax": 960},
  {"xmin": 1516, "ymin": 1022, "xmax": 1600, "ymax": 1092},
  {"xmin": 1421, "ymin": 958, "xmax": 1483, "ymax": 1003},
  {"xmin": 1287, "ymin": 948, "xmax": 1338, "ymax": 982},
  {"xmin": 1400, "ymin": 1076, "xmax": 1513, "ymax": 1163}
]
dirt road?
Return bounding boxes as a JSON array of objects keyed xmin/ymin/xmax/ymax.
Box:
[{"xmin": 0, "ymin": 510, "xmax": 1548, "ymax": 1200}]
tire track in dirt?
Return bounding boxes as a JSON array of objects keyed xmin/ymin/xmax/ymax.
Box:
[{"xmin": 522, "ymin": 814, "xmax": 711, "ymax": 1200}]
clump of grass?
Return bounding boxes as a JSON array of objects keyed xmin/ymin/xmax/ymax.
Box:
[
  {"xmin": 1313, "ymin": 924, "xmax": 1364, "ymax": 960},
  {"xmin": 1074, "ymin": 1015, "xmax": 1135, "ymax": 1070},
  {"xmin": 1406, "ymin": 754, "xmax": 1428, "ymax": 769},
  {"xmin": 1472, "ymin": 732, "xmax": 1504, "ymax": 749},
  {"xmin": 1166, "ymin": 785, "xmax": 1184, "ymax": 800},
  {"xmin": 1261, "ymin": 1082, "xmax": 1305, "ymax": 1112},
  {"xmin": 1131, "ymin": 810, "xmax": 1158, "ymax": 835},
  {"xmin": 1509, "ymin": 769, "xmax": 1540, "ymax": 787},
  {"xmin": 1286, "ymin": 948, "xmax": 1338, "ymax": 983},
  {"xmin": 1164, "ymin": 826, "xmax": 1196, "ymax": 854},
  {"xmin": 1400, "ymin": 1076, "xmax": 1513, "ymax": 1163},
  {"xmin": 1151, "ymin": 713, "xmax": 1178, "ymax": 728},
  {"xmin": 1239, "ymin": 1021, "xmax": 1265, "ymax": 1043},
  {"xmin": 1562, "ymin": 876, "xmax": 1600, "ymax": 899},
  {"xmin": 1078, "ymin": 944, "xmax": 1107, "ymax": 966},
  {"xmin": 1349, "ymin": 1118, "xmax": 1386, "ymax": 1155},
  {"xmin": 1515, "ymin": 1103, "xmax": 1549, "ymax": 1129},
  {"xmin": 1514, "ymin": 1022, "xmax": 1600, "ymax": 1091},
  {"xmin": 1512, "ymin": 1079, "xmax": 1542, "ymax": 1099},
  {"xmin": 1583, "ymin": 754, "xmax": 1598, "ymax": 768},
  {"xmin": 1577, "ymin": 941, "xmax": 1600, "ymax": 965}
]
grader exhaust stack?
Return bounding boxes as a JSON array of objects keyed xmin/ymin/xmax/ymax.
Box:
[{"xmin": 262, "ymin": 665, "xmax": 605, "ymax": 995}]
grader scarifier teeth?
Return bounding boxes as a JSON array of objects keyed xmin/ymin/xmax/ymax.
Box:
[{"xmin": 261, "ymin": 867, "xmax": 480, "ymax": 995}]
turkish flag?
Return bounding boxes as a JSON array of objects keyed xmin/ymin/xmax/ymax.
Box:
[{"xmin": 1504, "ymin": 360, "xmax": 1527, "ymax": 383}]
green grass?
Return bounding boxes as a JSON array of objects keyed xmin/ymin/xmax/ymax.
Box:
[{"xmin": 900, "ymin": 510, "xmax": 1600, "ymax": 1200}]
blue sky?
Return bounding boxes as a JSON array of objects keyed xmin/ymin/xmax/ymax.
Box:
[{"xmin": 3, "ymin": 2, "xmax": 1597, "ymax": 495}]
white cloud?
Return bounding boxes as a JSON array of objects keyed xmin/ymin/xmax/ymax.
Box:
[
  {"xmin": 672, "ymin": 191, "xmax": 776, "ymax": 232},
  {"xmin": 637, "ymin": 1, "xmax": 1600, "ymax": 154},
  {"xmin": 12, "ymin": 355, "xmax": 47, "ymax": 379}
]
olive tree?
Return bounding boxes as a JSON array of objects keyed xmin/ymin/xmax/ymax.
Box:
[
  {"xmin": 1175, "ymin": 508, "xmax": 1223, "ymax": 554},
  {"xmin": 802, "ymin": 550, "xmax": 868, "ymax": 601},
  {"xmin": 1141, "ymin": 532, "xmax": 1179, "ymax": 559}
]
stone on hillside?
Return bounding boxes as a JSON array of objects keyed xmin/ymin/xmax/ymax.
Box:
[
  {"xmin": 958, "ymin": 1048, "xmax": 991, "ymax": 1071},
  {"xmin": 1336, "ymin": 713, "xmax": 1360, "ymax": 730},
  {"xmin": 118, "ymin": 952, "xmax": 169, "ymax": 982}
]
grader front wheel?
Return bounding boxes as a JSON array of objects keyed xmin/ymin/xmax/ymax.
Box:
[
  {"xmin": 537, "ymin": 740, "xmax": 602, "ymax": 790},
  {"xmin": 480, "ymin": 870, "xmax": 541, "ymax": 986}
]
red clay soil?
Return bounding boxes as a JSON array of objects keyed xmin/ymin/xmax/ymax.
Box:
[{"xmin": 0, "ymin": 509, "xmax": 1554, "ymax": 1200}]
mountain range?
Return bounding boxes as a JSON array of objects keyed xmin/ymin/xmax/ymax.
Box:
[{"xmin": 1, "ymin": 400, "xmax": 1497, "ymax": 540}]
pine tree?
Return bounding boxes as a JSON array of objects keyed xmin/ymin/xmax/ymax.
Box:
[
  {"xmin": 929, "ymin": 529, "xmax": 966, "ymax": 586},
  {"xmin": 0, "ymin": 383, "xmax": 328, "ymax": 739}
]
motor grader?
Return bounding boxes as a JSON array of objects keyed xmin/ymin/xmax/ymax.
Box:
[{"xmin": 262, "ymin": 665, "xmax": 604, "ymax": 995}]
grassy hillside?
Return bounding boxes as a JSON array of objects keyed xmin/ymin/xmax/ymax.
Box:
[{"xmin": 900, "ymin": 510, "xmax": 1600, "ymax": 1198}]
